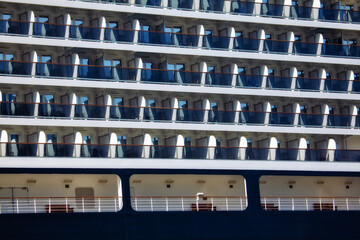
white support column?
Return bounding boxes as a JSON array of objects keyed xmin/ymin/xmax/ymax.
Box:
[
  {"xmin": 268, "ymin": 137, "xmax": 278, "ymax": 160},
  {"xmin": 239, "ymin": 136, "xmax": 248, "ymax": 160},
  {"xmin": 193, "ymin": 0, "xmax": 200, "ymax": 10},
  {"xmin": 289, "ymin": 67, "xmax": 298, "ymax": 90},
  {"xmin": 30, "ymin": 51, "xmax": 37, "ymax": 76},
  {"xmin": 161, "ymin": 0, "xmax": 168, "ymax": 7},
  {"xmin": 175, "ymin": 135, "xmax": 185, "ymax": 159},
  {"xmin": 170, "ymin": 97, "xmax": 178, "ymax": 122},
  {"xmin": 253, "ymin": 0, "xmax": 262, "ymax": 15},
  {"xmin": 197, "ymin": 25, "xmax": 205, "ymax": 48},
  {"xmin": 297, "ymin": 138, "xmax": 307, "ymax": 161},
  {"xmin": 263, "ymin": 101, "xmax": 271, "ymax": 125},
  {"xmin": 347, "ymin": 70, "xmax": 355, "ymax": 92},
  {"xmin": 138, "ymin": 96, "xmax": 146, "ymax": 120},
  {"xmin": 231, "ymin": 100, "xmax": 241, "ymax": 123},
  {"xmin": 202, "ymin": 99, "xmax": 211, "ymax": 122},
  {"xmin": 321, "ymin": 104, "xmax": 329, "ymax": 127},
  {"xmin": 223, "ymin": 0, "xmax": 231, "ymax": 13},
  {"xmin": 0, "ymin": 130, "xmax": 8, "ymax": 157},
  {"xmin": 287, "ymin": 32, "xmax": 295, "ymax": 54},
  {"xmin": 74, "ymin": 131, "xmax": 83, "ymax": 158},
  {"xmin": 104, "ymin": 94, "xmax": 112, "ymax": 119},
  {"xmin": 33, "ymin": 91, "xmax": 40, "ymax": 117},
  {"xmin": 129, "ymin": 0, "xmax": 136, "ymax": 4},
  {"xmin": 260, "ymin": 65, "xmax": 268, "ymax": 89},
  {"xmin": 28, "ymin": 11, "xmax": 35, "ymax": 36},
  {"xmin": 108, "ymin": 133, "xmax": 117, "ymax": 158},
  {"xmin": 350, "ymin": 105, "xmax": 357, "ymax": 128},
  {"xmin": 37, "ymin": 131, "xmax": 46, "ymax": 157},
  {"xmin": 292, "ymin": 103, "xmax": 301, "ymax": 126},
  {"xmin": 207, "ymin": 135, "xmax": 217, "ymax": 159},
  {"xmin": 256, "ymin": 29, "xmax": 265, "ymax": 52},
  {"xmin": 315, "ymin": 33, "xmax": 323, "ymax": 56},
  {"xmin": 327, "ymin": 139, "xmax": 337, "ymax": 162},
  {"xmin": 227, "ymin": 27, "xmax": 236, "ymax": 50},
  {"xmin": 135, "ymin": 57, "xmax": 143, "ymax": 82},
  {"xmin": 64, "ymin": 14, "xmax": 71, "ymax": 39},
  {"xmin": 132, "ymin": 19, "xmax": 140, "ymax": 43},
  {"xmin": 200, "ymin": 61, "xmax": 208, "ymax": 85},
  {"xmin": 143, "ymin": 133, "xmax": 152, "ymax": 158},
  {"xmin": 99, "ymin": 17, "xmax": 106, "ymax": 41},
  {"xmin": 230, "ymin": 63, "xmax": 238, "ymax": 87},
  {"xmin": 72, "ymin": 53, "xmax": 80, "ymax": 79},
  {"xmin": 69, "ymin": 92, "xmax": 77, "ymax": 119},
  {"xmin": 318, "ymin": 68, "xmax": 326, "ymax": 92},
  {"xmin": 310, "ymin": 0, "xmax": 320, "ymax": 19},
  {"xmin": 282, "ymin": 0, "xmax": 292, "ymax": 17}
]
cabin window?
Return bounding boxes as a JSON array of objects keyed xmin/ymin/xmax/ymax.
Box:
[{"xmin": 130, "ymin": 174, "xmax": 247, "ymax": 212}]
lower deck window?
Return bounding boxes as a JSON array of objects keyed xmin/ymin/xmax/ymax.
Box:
[
  {"xmin": 0, "ymin": 174, "xmax": 122, "ymax": 214},
  {"xmin": 130, "ymin": 174, "xmax": 247, "ymax": 212},
  {"xmin": 259, "ymin": 176, "xmax": 360, "ymax": 211}
]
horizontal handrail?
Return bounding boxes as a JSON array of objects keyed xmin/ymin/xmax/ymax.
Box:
[{"xmin": 131, "ymin": 195, "xmax": 247, "ymax": 199}]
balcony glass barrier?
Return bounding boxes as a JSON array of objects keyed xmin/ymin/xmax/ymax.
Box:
[
  {"xmin": 236, "ymin": 74, "xmax": 263, "ymax": 88},
  {"xmin": 298, "ymin": 113, "xmax": 324, "ymax": 126},
  {"xmin": 0, "ymin": 19, "xmax": 30, "ymax": 35},
  {"xmin": 263, "ymin": 39, "xmax": 289, "ymax": 53},
  {"xmin": 269, "ymin": 112, "xmax": 294, "ymax": 125},
  {"xmin": 69, "ymin": 24, "xmax": 100, "ymax": 40},
  {"xmin": 323, "ymin": 79, "xmax": 349, "ymax": 92},
  {"xmin": 266, "ymin": 76, "xmax": 292, "ymax": 89},
  {"xmin": 2, "ymin": 142, "xmax": 360, "ymax": 162},
  {"xmin": 74, "ymin": 104, "xmax": 106, "ymax": 119},
  {"xmin": 33, "ymin": 22, "xmax": 66, "ymax": 38},
  {"xmin": 72, "ymin": 0, "xmax": 360, "ymax": 24},
  {"xmin": 0, "ymin": 102, "xmax": 34, "ymax": 116},
  {"xmin": 293, "ymin": 41, "xmax": 318, "ymax": 55},
  {"xmin": 104, "ymin": 27, "xmax": 134, "ymax": 43}
]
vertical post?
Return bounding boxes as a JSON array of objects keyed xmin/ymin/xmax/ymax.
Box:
[
  {"xmin": 332, "ymin": 198, "xmax": 335, "ymax": 211},
  {"xmin": 98, "ymin": 198, "xmax": 101, "ymax": 212},
  {"xmin": 166, "ymin": 197, "xmax": 169, "ymax": 212},
  {"xmin": 34, "ymin": 198, "xmax": 37, "ymax": 213},
  {"xmin": 181, "ymin": 197, "xmax": 184, "ymax": 211},
  {"xmin": 49, "ymin": 198, "xmax": 51, "ymax": 213},
  {"xmin": 319, "ymin": 197, "xmax": 322, "ymax": 211},
  {"xmin": 346, "ymin": 198, "xmax": 349, "ymax": 211},
  {"xmin": 225, "ymin": 197, "xmax": 229, "ymax": 211},
  {"xmin": 278, "ymin": 197, "xmax": 281, "ymax": 211},
  {"xmin": 292, "ymin": 198, "xmax": 294, "ymax": 211},
  {"xmin": 211, "ymin": 197, "xmax": 214, "ymax": 211},
  {"xmin": 306, "ymin": 198, "xmax": 309, "ymax": 211},
  {"xmin": 16, "ymin": 198, "xmax": 19, "ymax": 214},
  {"xmin": 264, "ymin": 197, "xmax": 267, "ymax": 210},
  {"xmin": 135, "ymin": 197, "xmax": 138, "ymax": 211},
  {"xmin": 150, "ymin": 197, "xmax": 153, "ymax": 212},
  {"xmin": 240, "ymin": 197, "xmax": 243, "ymax": 210},
  {"xmin": 82, "ymin": 198, "xmax": 85, "ymax": 212},
  {"xmin": 65, "ymin": 198, "xmax": 68, "ymax": 213}
]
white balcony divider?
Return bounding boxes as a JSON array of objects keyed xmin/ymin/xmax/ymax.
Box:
[
  {"xmin": 131, "ymin": 196, "xmax": 248, "ymax": 212},
  {"xmin": 0, "ymin": 197, "xmax": 122, "ymax": 214},
  {"xmin": 261, "ymin": 196, "xmax": 360, "ymax": 211}
]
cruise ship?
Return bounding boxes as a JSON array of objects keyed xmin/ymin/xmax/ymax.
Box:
[{"xmin": 0, "ymin": 0, "xmax": 360, "ymax": 239}]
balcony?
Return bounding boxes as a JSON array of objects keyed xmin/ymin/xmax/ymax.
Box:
[
  {"xmin": 0, "ymin": 142, "xmax": 358, "ymax": 162},
  {"xmin": 69, "ymin": 0, "xmax": 360, "ymax": 24},
  {"xmin": 1, "ymin": 19, "xmax": 360, "ymax": 59},
  {"xmin": 0, "ymin": 60, "xmax": 358, "ymax": 94}
]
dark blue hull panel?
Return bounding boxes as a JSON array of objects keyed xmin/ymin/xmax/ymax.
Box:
[{"xmin": 0, "ymin": 168, "xmax": 359, "ymax": 240}]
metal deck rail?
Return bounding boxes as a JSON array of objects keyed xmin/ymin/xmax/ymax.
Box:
[
  {"xmin": 131, "ymin": 196, "xmax": 248, "ymax": 211},
  {"xmin": 0, "ymin": 196, "xmax": 122, "ymax": 214},
  {"xmin": 261, "ymin": 196, "xmax": 360, "ymax": 211}
]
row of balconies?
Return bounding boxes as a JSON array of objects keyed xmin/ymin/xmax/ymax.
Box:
[
  {"xmin": 0, "ymin": 130, "xmax": 347, "ymax": 162},
  {"xmin": 0, "ymin": 57, "xmax": 359, "ymax": 94},
  {"xmin": 0, "ymin": 93, "xmax": 359, "ymax": 128},
  {"xmin": 1, "ymin": 15, "xmax": 359, "ymax": 59},
  {"xmin": 60, "ymin": 0, "xmax": 360, "ymax": 23}
]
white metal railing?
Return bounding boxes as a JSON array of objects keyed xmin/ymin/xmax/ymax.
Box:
[
  {"xmin": 0, "ymin": 197, "xmax": 122, "ymax": 214},
  {"xmin": 131, "ymin": 196, "xmax": 248, "ymax": 212},
  {"xmin": 261, "ymin": 197, "xmax": 360, "ymax": 211}
]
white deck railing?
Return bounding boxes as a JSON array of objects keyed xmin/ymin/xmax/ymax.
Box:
[
  {"xmin": 0, "ymin": 197, "xmax": 122, "ymax": 214},
  {"xmin": 261, "ymin": 197, "xmax": 360, "ymax": 211},
  {"xmin": 131, "ymin": 196, "xmax": 248, "ymax": 212}
]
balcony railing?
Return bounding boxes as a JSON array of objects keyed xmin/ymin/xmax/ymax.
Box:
[
  {"xmin": 0, "ymin": 101, "xmax": 358, "ymax": 128},
  {"xmin": 72, "ymin": 0, "xmax": 360, "ymax": 24},
  {"xmin": 131, "ymin": 196, "xmax": 247, "ymax": 212},
  {"xmin": 0, "ymin": 196, "xmax": 122, "ymax": 214},
  {"xmin": 1, "ymin": 19, "xmax": 360, "ymax": 59},
  {"xmin": 261, "ymin": 196, "xmax": 360, "ymax": 211},
  {"xmin": 0, "ymin": 60, "xmax": 358, "ymax": 94},
  {"xmin": 0, "ymin": 142, "xmax": 358, "ymax": 162}
]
